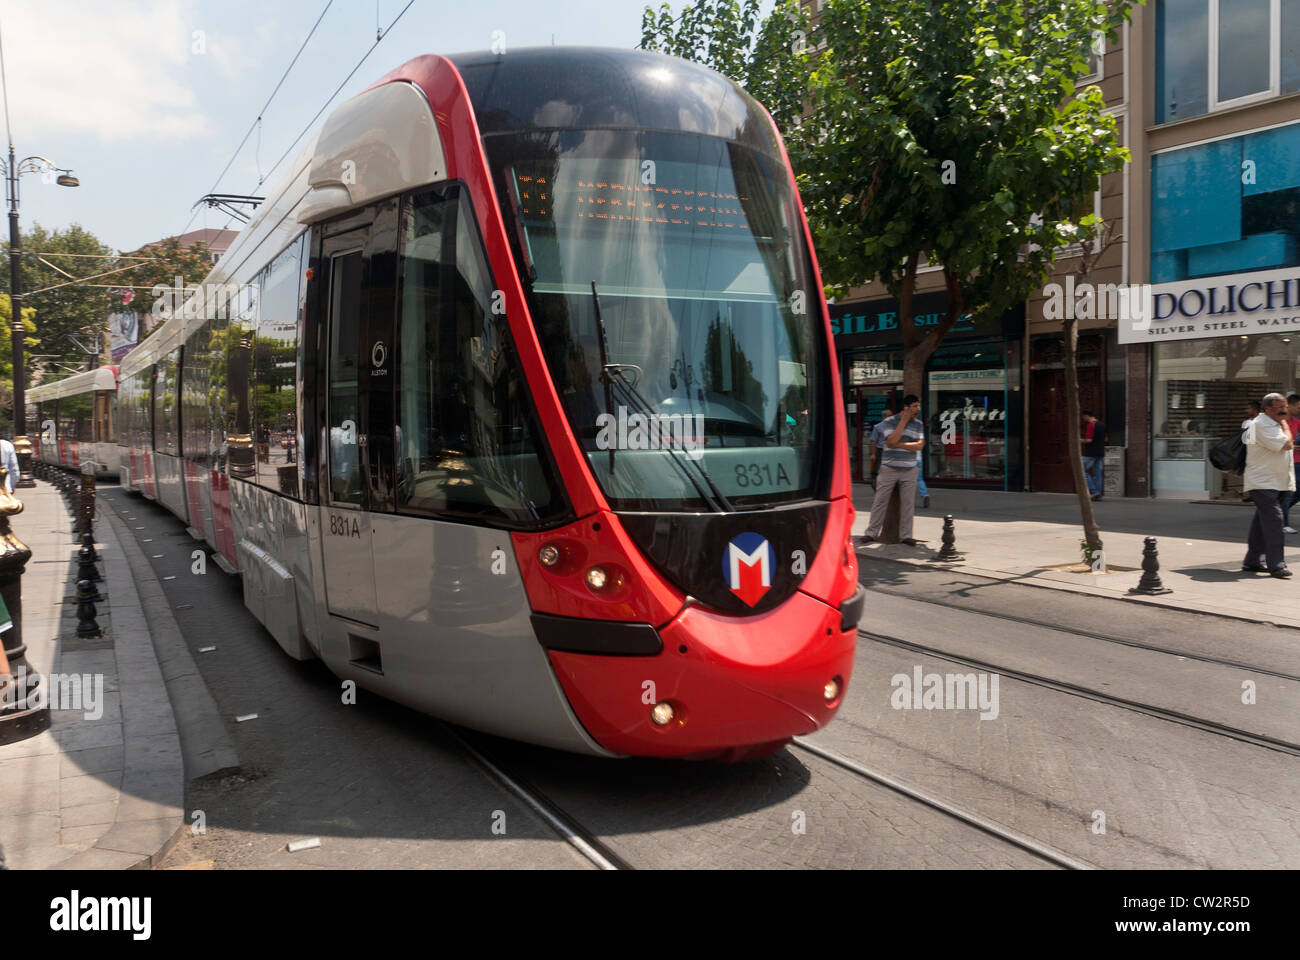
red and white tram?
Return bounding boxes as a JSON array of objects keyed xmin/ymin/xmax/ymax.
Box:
[{"xmin": 47, "ymin": 48, "xmax": 862, "ymax": 758}]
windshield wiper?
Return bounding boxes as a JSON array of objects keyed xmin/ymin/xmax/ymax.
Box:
[
  {"xmin": 591, "ymin": 281, "xmax": 617, "ymax": 477},
  {"xmin": 590, "ymin": 282, "xmax": 733, "ymax": 512}
]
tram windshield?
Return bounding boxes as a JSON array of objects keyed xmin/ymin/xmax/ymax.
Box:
[{"xmin": 485, "ymin": 129, "xmax": 828, "ymax": 511}]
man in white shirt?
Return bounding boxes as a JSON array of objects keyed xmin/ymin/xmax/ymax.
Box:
[{"xmin": 1242, "ymin": 392, "xmax": 1296, "ymax": 578}]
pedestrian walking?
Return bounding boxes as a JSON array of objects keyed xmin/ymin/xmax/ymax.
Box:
[
  {"xmin": 861, "ymin": 395, "xmax": 925, "ymax": 545},
  {"xmin": 1242, "ymin": 392, "xmax": 1296, "ymax": 578},
  {"xmin": 0, "ymin": 437, "xmax": 18, "ymax": 492},
  {"xmin": 1080, "ymin": 410, "xmax": 1108, "ymax": 501},
  {"xmin": 1284, "ymin": 393, "xmax": 1300, "ymax": 534}
]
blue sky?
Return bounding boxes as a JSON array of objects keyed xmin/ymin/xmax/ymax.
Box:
[{"xmin": 0, "ymin": 0, "xmax": 735, "ymax": 252}]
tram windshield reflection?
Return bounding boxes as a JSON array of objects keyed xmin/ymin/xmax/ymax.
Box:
[{"xmin": 486, "ymin": 128, "xmax": 829, "ymax": 511}]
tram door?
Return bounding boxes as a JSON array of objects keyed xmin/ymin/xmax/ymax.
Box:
[{"xmin": 319, "ymin": 204, "xmax": 399, "ymax": 628}]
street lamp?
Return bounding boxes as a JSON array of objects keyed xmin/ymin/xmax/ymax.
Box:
[{"xmin": 2, "ymin": 148, "xmax": 79, "ymax": 487}]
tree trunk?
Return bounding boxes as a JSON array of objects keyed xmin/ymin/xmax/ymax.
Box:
[
  {"xmin": 898, "ymin": 253, "xmax": 921, "ymax": 397},
  {"xmin": 1062, "ymin": 313, "xmax": 1103, "ymax": 555},
  {"xmin": 901, "ymin": 267, "xmax": 963, "ymax": 398}
]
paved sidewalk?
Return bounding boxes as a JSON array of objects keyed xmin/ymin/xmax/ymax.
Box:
[
  {"xmin": 853, "ymin": 485, "xmax": 1300, "ymax": 630},
  {"xmin": 0, "ymin": 480, "xmax": 186, "ymax": 869}
]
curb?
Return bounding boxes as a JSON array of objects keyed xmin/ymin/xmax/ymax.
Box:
[
  {"xmin": 99, "ymin": 495, "xmax": 240, "ymax": 780},
  {"xmin": 54, "ymin": 497, "xmax": 184, "ymax": 869},
  {"xmin": 855, "ymin": 547, "xmax": 1300, "ymax": 632}
]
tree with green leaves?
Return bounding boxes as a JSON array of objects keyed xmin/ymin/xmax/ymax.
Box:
[
  {"xmin": 0, "ymin": 223, "xmax": 113, "ymax": 373},
  {"xmin": 115, "ymin": 235, "xmax": 221, "ymax": 340},
  {"xmin": 641, "ymin": 0, "xmax": 809, "ymax": 134},
  {"xmin": 801, "ymin": 0, "xmax": 1136, "ymax": 398},
  {"xmin": 0, "ymin": 294, "xmax": 38, "ymax": 433}
]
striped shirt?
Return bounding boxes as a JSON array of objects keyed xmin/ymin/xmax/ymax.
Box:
[{"xmin": 876, "ymin": 414, "xmax": 924, "ymax": 468}]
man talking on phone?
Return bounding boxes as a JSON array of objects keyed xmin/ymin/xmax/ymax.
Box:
[{"xmin": 861, "ymin": 395, "xmax": 925, "ymax": 545}]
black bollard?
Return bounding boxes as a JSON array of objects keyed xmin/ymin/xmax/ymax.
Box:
[
  {"xmin": 80, "ymin": 530, "xmax": 99, "ymax": 564},
  {"xmin": 77, "ymin": 542, "xmax": 102, "ymax": 584},
  {"xmin": 75, "ymin": 579, "xmax": 102, "ymax": 638},
  {"xmin": 74, "ymin": 572, "xmax": 103, "ymax": 602},
  {"xmin": 931, "ymin": 514, "xmax": 963, "ymax": 562},
  {"xmin": 79, "ymin": 473, "xmax": 95, "ymax": 537},
  {"xmin": 1130, "ymin": 537, "xmax": 1173, "ymax": 595}
]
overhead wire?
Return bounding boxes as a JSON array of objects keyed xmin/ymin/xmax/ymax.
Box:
[
  {"xmin": 256, "ymin": 0, "xmax": 416, "ymax": 190},
  {"xmin": 174, "ymin": 0, "xmax": 336, "ymax": 238}
]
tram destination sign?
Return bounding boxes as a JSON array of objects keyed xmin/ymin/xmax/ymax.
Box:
[{"xmin": 1120, "ymin": 266, "xmax": 1300, "ymax": 344}]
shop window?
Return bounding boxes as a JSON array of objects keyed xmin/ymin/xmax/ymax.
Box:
[
  {"xmin": 1151, "ymin": 121, "xmax": 1300, "ymax": 282},
  {"xmin": 1153, "ymin": 334, "xmax": 1300, "ymax": 498},
  {"xmin": 925, "ymin": 343, "xmax": 1008, "ymax": 485}
]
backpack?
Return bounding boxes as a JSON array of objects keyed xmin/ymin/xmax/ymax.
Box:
[{"xmin": 1209, "ymin": 430, "xmax": 1247, "ymax": 475}]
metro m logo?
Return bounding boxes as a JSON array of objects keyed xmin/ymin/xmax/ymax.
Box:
[{"xmin": 723, "ymin": 532, "xmax": 775, "ymax": 607}]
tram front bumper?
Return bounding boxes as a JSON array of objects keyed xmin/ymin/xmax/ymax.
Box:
[{"xmin": 544, "ymin": 589, "xmax": 856, "ymax": 758}]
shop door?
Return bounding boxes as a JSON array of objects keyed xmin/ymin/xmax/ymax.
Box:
[{"xmin": 1030, "ymin": 367, "xmax": 1104, "ymax": 492}]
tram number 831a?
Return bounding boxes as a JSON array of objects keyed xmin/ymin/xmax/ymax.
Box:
[
  {"xmin": 733, "ymin": 462, "xmax": 792, "ymax": 489},
  {"xmin": 328, "ymin": 514, "xmax": 362, "ymax": 538}
]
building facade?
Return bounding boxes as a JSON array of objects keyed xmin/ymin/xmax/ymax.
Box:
[
  {"xmin": 1130, "ymin": 0, "xmax": 1300, "ymax": 500},
  {"xmin": 814, "ymin": 1, "xmax": 1299, "ymax": 499}
]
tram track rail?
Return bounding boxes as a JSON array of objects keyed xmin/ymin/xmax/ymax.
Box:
[
  {"xmin": 789, "ymin": 738, "xmax": 1091, "ymax": 870},
  {"xmin": 859, "ymin": 627, "xmax": 1300, "ymax": 757},
  {"xmin": 860, "ymin": 581, "xmax": 1300, "ymax": 683},
  {"xmin": 446, "ymin": 726, "xmax": 634, "ymax": 871}
]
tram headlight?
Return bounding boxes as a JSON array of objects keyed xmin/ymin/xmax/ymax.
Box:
[
  {"xmin": 538, "ymin": 544, "xmax": 560, "ymax": 567},
  {"xmin": 650, "ymin": 701, "xmax": 675, "ymax": 726},
  {"xmin": 585, "ymin": 566, "xmax": 608, "ymax": 590},
  {"xmin": 824, "ymin": 677, "xmax": 841, "ymax": 702}
]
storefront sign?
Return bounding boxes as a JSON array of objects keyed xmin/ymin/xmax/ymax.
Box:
[
  {"xmin": 830, "ymin": 291, "xmax": 1022, "ymax": 349},
  {"xmin": 1119, "ymin": 266, "xmax": 1300, "ymax": 344},
  {"xmin": 849, "ymin": 359, "xmax": 893, "ymax": 384}
]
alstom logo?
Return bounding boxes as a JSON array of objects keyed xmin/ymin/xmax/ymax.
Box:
[{"xmin": 723, "ymin": 532, "xmax": 775, "ymax": 607}]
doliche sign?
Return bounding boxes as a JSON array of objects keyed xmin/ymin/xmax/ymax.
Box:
[{"xmin": 1119, "ymin": 266, "xmax": 1300, "ymax": 344}]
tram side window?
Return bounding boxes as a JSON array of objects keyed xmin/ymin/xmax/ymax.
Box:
[
  {"xmin": 182, "ymin": 320, "xmax": 212, "ymax": 465},
  {"xmin": 154, "ymin": 350, "xmax": 181, "ymax": 456},
  {"xmin": 36, "ymin": 400, "xmax": 55, "ymax": 447},
  {"xmin": 131, "ymin": 370, "xmax": 153, "ymax": 453},
  {"xmin": 61, "ymin": 391, "xmax": 94, "ymax": 443},
  {"xmin": 252, "ymin": 236, "xmax": 303, "ymax": 497},
  {"xmin": 327, "ymin": 250, "xmax": 364, "ymax": 505},
  {"xmin": 395, "ymin": 186, "xmax": 565, "ymax": 525},
  {"xmin": 225, "ymin": 284, "xmax": 257, "ymax": 479}
]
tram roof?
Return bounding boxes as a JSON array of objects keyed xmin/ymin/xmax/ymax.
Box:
[
  {"xmin": 28, "ymin": 365, "xmax": 118, "ymax": 401},
  {"xmin": 448, "ymin": 46, "xmax": 781, "ymax": 154}
]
